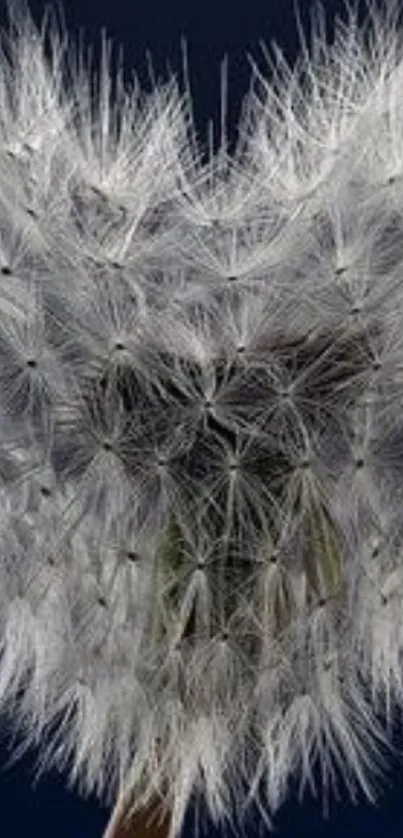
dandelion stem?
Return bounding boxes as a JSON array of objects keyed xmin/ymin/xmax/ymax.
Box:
[{"xmin": 103, "ymin": 787, "xmax": 171, "ymax": 838}]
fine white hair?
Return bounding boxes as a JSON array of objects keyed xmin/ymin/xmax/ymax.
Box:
[{"xmin": 1, "ymin": 1, "xmax": 403, "ymax": 837}]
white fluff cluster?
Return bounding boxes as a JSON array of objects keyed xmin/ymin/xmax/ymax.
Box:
[{"xmin": 1, "ymin": 1, "xmax": 403, "ymax": 835}]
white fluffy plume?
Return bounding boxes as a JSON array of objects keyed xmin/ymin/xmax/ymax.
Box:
[{"xmin": 1, "ymin": 1, "xmax": 403, "ymax": 836}]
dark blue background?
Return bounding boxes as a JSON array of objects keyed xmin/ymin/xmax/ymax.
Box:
[{"xmin": 0, "ymin": 0, "xmax": 403, "ymax": 834}]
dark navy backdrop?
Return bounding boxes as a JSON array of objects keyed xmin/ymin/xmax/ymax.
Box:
[{"xmin": 0, "ymin": 0, "xmax": 402, "ymax": 834}]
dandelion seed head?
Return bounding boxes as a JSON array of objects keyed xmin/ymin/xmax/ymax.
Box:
[{"xmin": 2, "ymin": 1, "xmax": 403, "ymax": 837}]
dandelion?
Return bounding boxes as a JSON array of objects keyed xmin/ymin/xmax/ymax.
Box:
[{"xmin": 2, "ymin": 0, "xmax": 403, "ymax": 836}]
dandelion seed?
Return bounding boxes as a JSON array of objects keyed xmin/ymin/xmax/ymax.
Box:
[{"xmin": 2, "ymin": 1, "xmax": 403, "ymax": 837}]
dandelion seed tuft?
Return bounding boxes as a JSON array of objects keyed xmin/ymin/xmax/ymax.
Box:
[{"xmin": 1, "ymin": 1, "xmax": 403, "ymax": 837}]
